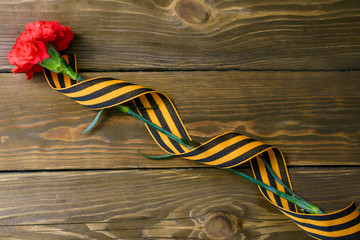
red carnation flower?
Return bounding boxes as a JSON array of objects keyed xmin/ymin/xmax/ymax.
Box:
[{"xmin": 7, "ymin": 21, "xmax": 73, "ymax": 79}]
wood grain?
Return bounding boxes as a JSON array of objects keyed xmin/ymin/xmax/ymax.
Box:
[
  {"xmin": 1, "ymin": 71, "xmax": 359, "ymax": 171},
  {"xmin": 1, "ymin": 0, "xmax": 360, "ymax": 71},
  {"xmin": 1, "ymin": 1, "xmax": 359, "ymax": 239},
  {"xmin": 0, "ymin": 168, "xmax": 357, "ymax": 239}
]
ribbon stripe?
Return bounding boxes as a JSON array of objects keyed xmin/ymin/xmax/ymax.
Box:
[
  {"xmin": 137, "ymin": 92, "xmax": 194, "ymax": 153},
  {"xmin": 42, "ymin": 55, "xmax": 360, "ymax": 240}
]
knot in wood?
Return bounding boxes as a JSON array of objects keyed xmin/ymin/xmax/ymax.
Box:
[
  {"xmin": 203, "ymin": 213, "xmax": 240, "ymax": 239},
  {"xmin": 174, "ymin": 0, "xmax": 210, "ymax": 24}
]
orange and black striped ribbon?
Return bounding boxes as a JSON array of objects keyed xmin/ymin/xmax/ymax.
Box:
[{"xmin": 43, "ymin": 55, "xmax": 360, "ymax": 240}]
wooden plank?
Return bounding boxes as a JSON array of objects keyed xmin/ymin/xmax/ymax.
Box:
[
  {"xmin": 1, "ymin": 71, "xmax": 359, "ymax": 171},
  {"xmin": 1, "ymin": 0, "xmax": 360, "ymax": 71},
  {"xmin": 0, "ymin": 168, "xmax": 357, "ymax": 239}
]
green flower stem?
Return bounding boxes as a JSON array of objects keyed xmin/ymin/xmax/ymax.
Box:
[
  {"xmin": 228, "ymin": 168, "xmax": 324, "ymax": 214},
  {"xmin": 39, "ymin": 49, "xmax": 323, "ymax": 214},
  {"xmin": 121, "ymin": 108, "xmax": 323, "ymax": 214},
  {"xmin": 38, "ymin": 45, "xmax": 84, "ymax": 82},
  {"xmin": 258, "ymin": 155, "xmax": 305, "ymax": 202},
  {"xmin": 257, "ymin": 156, "xmax": 324, "ymax": 213},
  {"xmin": 116, "ymin": 105, "xmax": 199, "ymax": 149}
]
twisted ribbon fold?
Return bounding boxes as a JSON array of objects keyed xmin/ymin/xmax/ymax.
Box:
[{"xmin": 43, "ymin": 55, "xmax": 360, "ymax": 240}]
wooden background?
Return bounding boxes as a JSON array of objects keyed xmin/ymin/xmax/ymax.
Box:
[{"xmin": 0, "ymin": 0, "xmax": 359, "ymax": 239}]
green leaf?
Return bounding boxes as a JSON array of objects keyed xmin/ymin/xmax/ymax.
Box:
[
  {"xmin": 81, "ymin": 109, "xmax": 105, "ymax": 134},
  {"xmin": 136, "ymin": 150, "xmax": 175, "ymax": 160}
]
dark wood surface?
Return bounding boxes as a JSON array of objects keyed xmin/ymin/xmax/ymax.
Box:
[
  {"xmin": 0, "ymin": 168, "xmax": 358, "ymax": 239},
  {"xmin": 1, "ymin": 71, "xmax": 360, "ymax": 170},
  {"xmin": 0, "ymin": 0, "xmax": 360, "ymax": 239},
  {"xmin": 1, "ymin": 0, "xmax": 360, "ymax": 71}
]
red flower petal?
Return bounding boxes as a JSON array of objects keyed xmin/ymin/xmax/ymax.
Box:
[
  {"xmin": 53, "ymin": 25, "xmax": 73, "ymax": 51},
  {"xmin": 25, "ymin": 21, "xmax": 58, "ymax": 43}
]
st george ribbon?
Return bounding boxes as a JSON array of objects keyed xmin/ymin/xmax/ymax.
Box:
[{"xmin": 43, "ymin": 55, "xmax": 360, "ymax": 240}]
